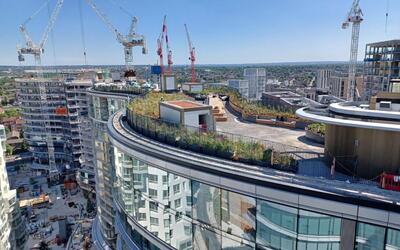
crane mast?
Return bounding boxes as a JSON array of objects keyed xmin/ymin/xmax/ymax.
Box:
[
  {"xmin": 85, "ymin": 0, "xmax": 147, "ymax": 73},
  {"xmin": 342, "ymin": 0, "xmax": 363, "ymax": 101},
  {"xmin": 157, "ymin": 16, "xmax": 173, "ymax": 75},
  {"xmin": 184, "ymin": 24, "xmax": 196, "ymax": 83},
  {"xmin": 17, "ymin": 0, "xmax": 65, "ymax": 180}
]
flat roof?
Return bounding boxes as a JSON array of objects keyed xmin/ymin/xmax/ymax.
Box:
[{"xmin": 161, "ymin": 100, "xmax": 211, "ymax": 111}]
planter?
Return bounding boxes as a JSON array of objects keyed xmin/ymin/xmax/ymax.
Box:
[
  {"xmin": 305, "ymin": 129, "xmax": 325, "ymax": 144},
  {"xmin": 271, "ymin": 162, "xmax": 298, "ymax": 173}
]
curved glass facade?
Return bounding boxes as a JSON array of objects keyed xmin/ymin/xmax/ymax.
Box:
[
  {"xmin": 87, "ymin": 91, "xmax": 129, "ymax": 248},
  {"xmin": 113, "ymin": 147, "xmax": 400, "ymax": 250}
]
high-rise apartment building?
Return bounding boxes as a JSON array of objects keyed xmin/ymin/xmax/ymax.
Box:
[
  {"xmin": 244, "ymin": 68, "xmax": 266, "ymax": 100},
  {"xmin": 16, "ymin": 77, "xmax": 92, "ymax": 175},
  {"xmin": 101, "ymin": 91, "xmax": 400, "ymax": 250},
  {"xmin": 88, "ymin": 83, "xmax": 140, "ymax": 249},
  {"xmin": 316, "ymin": 69, "xmax": 332, "ymax": 90},
  {"xmin": 0, "ymin": 125, "xmax": 27, "ymax": 250},
  {"xmin": 364, "ymin": 40, "xmax": 400, "ymax": 99},
  {"xmin": 227, "ymin": 79, "xmax": 249, "ymax": 99}
]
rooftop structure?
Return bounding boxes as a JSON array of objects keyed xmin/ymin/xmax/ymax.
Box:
[
  {"xmin": 297, "ymin": 93, "xmax": 400, "ymax": 179},
  {"xmin": 160, "ymin": 100, "xmax": 214, "ymax": 129},
  {"xmin": 262, "ymin": 91, "xmax": 320, "ymax": 112},
  {"xmin": 364, "ymin": 39, "xmax": 400, "ymax": 99},
  {"xmin": 105, "ymin": 92, "xmax": 400, "ymax": 250}
]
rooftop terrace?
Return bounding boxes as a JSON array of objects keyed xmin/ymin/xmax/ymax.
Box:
[
  {"xmin": 122, "ymin": 93, "xmax": 400, "ymax": 206},
  {"xmin": 111, "ymin": 109, "xmax": 400, "ymax": 210}
]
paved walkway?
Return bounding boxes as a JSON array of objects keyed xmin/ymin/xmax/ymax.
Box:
[{"xmin": 216, "ymin": 104, "xmax": 324, "ymax": 153}]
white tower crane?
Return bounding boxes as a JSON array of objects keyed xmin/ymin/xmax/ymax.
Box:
[
  {"xmin": 17, "ymin": 0, "xmax": 65, "ymax": 180},
  {"xmin": 342, "ymin": 0, "xmax": 363, "ymax": 101},
  {"xmin": 85, "ymin": 0, "xmax": 147, "ymax": 74}
]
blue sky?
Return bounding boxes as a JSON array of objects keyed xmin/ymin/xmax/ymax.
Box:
[{"xmin": 0, "ymin": 0, "xmax": 399, "ymax": 66}]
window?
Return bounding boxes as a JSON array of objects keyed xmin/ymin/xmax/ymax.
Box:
[
  {"xmin": 257, "ymin": 200, "xmax": 297, "ymax": 250},
  {"xmin": 221, "ymin": 190, "xmax": 256, "ymax": 242},
  {"xmin": 184, "ymin": 226, "xmax": 191, "ymax": 236},
  {"xmin": 149, "ymin": 201, "xmax": 158, "ymax": 212},
  {"xmin": 192, "ymin": 181, "xmax": 221, "ymax": 229},
  {"xmin": 175, "ymin": 212, "xmax": 182, "ymax": 222},
  {"xmin": 165, "ymin": 232, "xmax": 170, "ymax": 241},
  {"xmin": 148, "ymin": 174, "xmax": 158, "ymax": 184},
  {"xmin": 174, "ymin": 198, "xmax": 181, "ymax": 208},
  {"xmin": 186, "ymin": 196, "xmax": 192, "ymax": 206},
  {"xmin": 162, "ymin": 175, "xmax": 168, "ymax": 185},
  {"xmin": 138, "ymin": 213, "xmax": 146, "ymax": 221},
  {"xmin": 150, "ymin": 217, "xmax": 159, "ymax": 226},
  {"xmin": 386, "ymin": 228, "xmax": 400, "ymax": 249},
  {"xmin": 163, "ymin": 190, "xmax": 169, "ymax": 199},
  {"xmin": 149, "ymin": 188, "xmax": 157, "ymax": 198},
  {"xmin": 355, "ymin": 222, "xmax": 385, "ymax": 250},
  {"xmin": 173, "ymin": 184, "xmax": 180, "ymax": 194},
  {"xmin": 164, "ymin": 219, "xmax": 170, "ymax": 228}
]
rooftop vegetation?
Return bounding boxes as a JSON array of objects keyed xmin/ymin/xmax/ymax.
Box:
[
  {"xmin": 127, "ymin": 110, "xmax": 298, "ymax": 171},
  {"xmin": 128, "ymin": 92, "xmax": 191, "ymax": 118},
  {"xmin": 307, "ymin": 123, "xmax": 326, "ymax": 136},
  {"xmin": 201, "ymin": 86, "xmax": 297, "ymax": 118}
]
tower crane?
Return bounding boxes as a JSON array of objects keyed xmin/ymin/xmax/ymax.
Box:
[
  {"xmin": 85, "ymin": 0, "xmax": 147, "ymax": 74},
  {"xmin": 342, "ymin": 0, "xmax": 363, "ymax": 101},
  {"xmin": 157, "ymin": 16, "xmax": 173, "ymax": 75},
  {"xmin": 17, "ymin": 0, "xmax": 65, "ymax": 180},
  {"xmin": 184, "ymin": 24, "xmax": 196, "ymax": 83}
]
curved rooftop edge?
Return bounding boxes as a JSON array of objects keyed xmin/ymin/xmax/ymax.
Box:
[
  {"xmin": 108, "ymin": 110, "xmax": 400, "ymax": 228},
  {"xmin": 329, "ymin": 102, "xmax": 400, "ymax": 121},
  {"xmin": 296, "ymin": 107, "xmax": 400, "ymax": 132}
]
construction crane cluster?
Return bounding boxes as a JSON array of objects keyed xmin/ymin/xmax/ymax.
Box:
[{"xmin": 156, "ymin": 16, "xmax": 197, "ymax": 83}]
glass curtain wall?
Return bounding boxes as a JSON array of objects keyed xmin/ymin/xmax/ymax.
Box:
[{"xmin": 113, "ymin": 148, "xmax": 399, "ymax": 250}]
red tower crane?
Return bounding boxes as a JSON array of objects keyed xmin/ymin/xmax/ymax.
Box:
[
  {"xmin": 184, "ymin": 24, "xmax": 196, "ymax": 83},
  {"xmin": 157, "ymin": 15, "xmax": 173, "ymax": 75}
]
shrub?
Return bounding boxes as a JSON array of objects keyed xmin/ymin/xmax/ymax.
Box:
[{"xmin": 307, "ymin": 123, "xmax": 326, "ymax": 136}]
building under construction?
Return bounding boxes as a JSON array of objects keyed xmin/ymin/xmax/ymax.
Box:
[
  {"xmin": 16, "ymin": 73, "xmax": 93, "ymax": 176},
  {"xmin": 364, "ymin": 40, "xmax": 400, "ymax": 99}
]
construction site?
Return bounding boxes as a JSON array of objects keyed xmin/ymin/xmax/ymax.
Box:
[{"xmin": 4, "ymin": 0, "xmax": 400, "ymax": 249}]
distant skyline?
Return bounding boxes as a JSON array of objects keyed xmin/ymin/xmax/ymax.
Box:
[{"xmin": 0, "ymin": 0, "xmax": 399, "ymax": 66}]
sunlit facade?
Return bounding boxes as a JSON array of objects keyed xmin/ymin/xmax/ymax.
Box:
[{"xmin": 108, "ymin": 110, "xmax": 400, "ymax": 250}]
